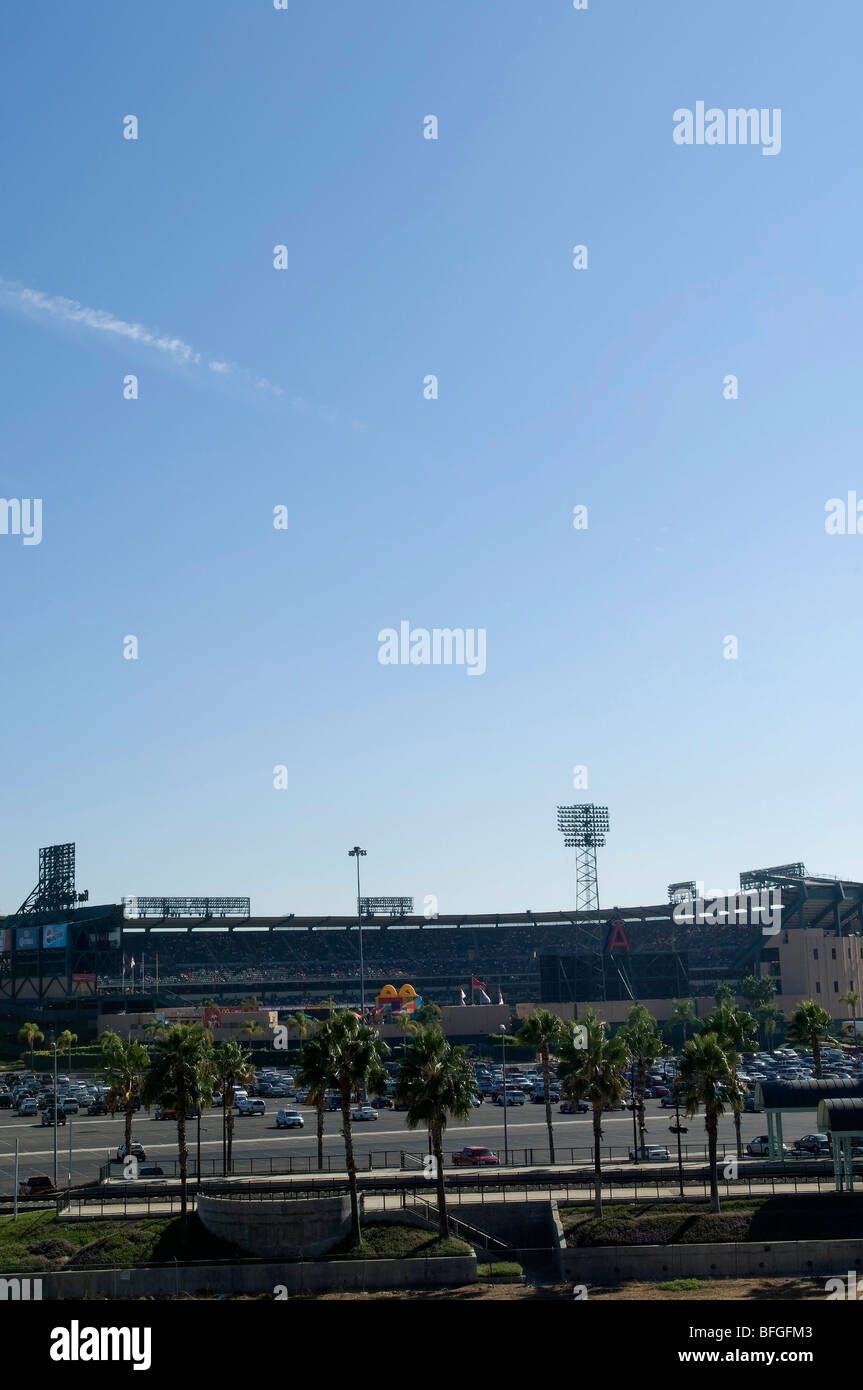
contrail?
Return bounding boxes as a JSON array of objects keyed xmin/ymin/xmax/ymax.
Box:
[{"xmin": 0, "ymin": 276, "xmax": 283, "ymax": 395}]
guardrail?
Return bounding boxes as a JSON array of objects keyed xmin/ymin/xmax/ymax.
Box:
[
  {"xmin": 93, "ymin": 1139, "xmax": 795, "ymax": 1183},
  {"xmin": 40, "ymin": 1160, "xmax": 863, "ymax": 1219}
]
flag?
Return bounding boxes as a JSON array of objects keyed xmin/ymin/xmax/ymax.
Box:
[
  {"xmin": 478, "ymin": 989, "xmax": 491, "ymax": 1005},
  {"xmin": 459, "ymin": 988, "xmax": 466, "ymax": 1005},
  {"xmin": 130, "ymin": 956, "xmax": 135, "ymax": 969},
  {"xmin": 498, "ymin": 989, "xmax": 504, "ymax": 1006},
  {"xmin": 471, "ymin": 976, "xmax": 486, "ymax": 990}
]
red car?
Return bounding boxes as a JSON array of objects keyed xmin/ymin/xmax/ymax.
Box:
[
  {"xmin": 452, "ymin": 1146, "xmax": 499, "ymax": 1167},
  {"xmin": 19, "ymin": 1174, "xmax": 57, "ymax": 1199}
]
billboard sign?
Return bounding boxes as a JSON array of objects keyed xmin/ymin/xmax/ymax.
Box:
[
  {"xmin": 0, "ymin": 929, "xmax": 11, "ymax": 953},
  {"xmin": 16, "ymin": 926, "xmax": 39, "ymax": 951},
  {"xmin": 42, "ymin": 923, "xmax": 67, "ymax": 949}
]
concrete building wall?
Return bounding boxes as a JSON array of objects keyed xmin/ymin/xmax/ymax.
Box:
[{"xmin": 559, "ymin": 1237, "xmax": 863, "ymax": 1285}]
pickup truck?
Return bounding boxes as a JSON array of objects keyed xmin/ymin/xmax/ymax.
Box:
[{"xmin": 452, "ymin": 1146, "xmax": 499, "ymax": 1166}]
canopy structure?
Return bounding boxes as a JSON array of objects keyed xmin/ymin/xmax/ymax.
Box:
[
  {"xmin": 753, "ymin": 1078, "xmax": 863, "ymax": 1160},
  {"xmin": 816, "ymin": 1098, "xmax": 863, "ymax": 1192}
]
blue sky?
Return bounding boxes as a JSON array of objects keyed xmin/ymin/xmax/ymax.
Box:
[{"xmin": 1, "ymin": 0, "xmax": 861, "ymax": 917}]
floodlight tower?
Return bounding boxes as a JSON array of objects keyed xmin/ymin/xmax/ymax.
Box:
[{"xmin": 557, "ymin": 804, "xmax": 610, "ymax": 1000}]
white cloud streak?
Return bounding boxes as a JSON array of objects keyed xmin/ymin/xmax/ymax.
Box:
[{"xmin": 0, "ymin": 277, "xmax": 283, "ymax": 396}]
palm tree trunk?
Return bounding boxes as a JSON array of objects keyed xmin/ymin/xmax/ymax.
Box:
[
  {"xmin": 222, "ymin": 1087, "xmax": 227, "ymax": 1177},
  {"xmin": 316, "ymin": 1098, "xmax": 324, "ymax": 1171},
  {"xmin": 637, "ymin": 1059, "xmax": 646, "ymax": 1150},
  {"xmin": 433, "ymin": 1126, "xmax": 448, "ymax": 1239},
  {"xmin": 124, "ymin": 1097, "xmax": 133, "ymax": 1159},
  {"xmin": 226, "ymin": 1090, "xmax": 235, "ymax": 1174},
  {"xmin": 541, "ymin": 1045, "xmax": 555, "ymax": 1164},
  {"xmin": 341, "ymin": 1082, "xmax": 361, "ymax": 1245},
  {"xmin": 178, "ymin": 1114, "xmax": 188, "ymax": 1222},
  {"xmin": 707, "ymin": 1110, "xmax": 720, "ymax": 1214},
  {"xmin": 592, "ymin": 1104, "xmax": 603, "ymax": 1220}
]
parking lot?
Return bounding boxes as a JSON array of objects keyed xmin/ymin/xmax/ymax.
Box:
[{"xmin": 0, "ymin": 1088, "xmax": 842, "ymax": 1189}]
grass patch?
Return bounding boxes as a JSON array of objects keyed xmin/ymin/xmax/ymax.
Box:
[
  {"xmin": 560, "ymin": 1195, "xmax": 863, "ymax": 1247},
  {"xmin": 477, "ymin": 1262, "xmax": 524, "ymax": 1279},
  {"xmin": 658, "ymin": 1278, "xmax": 704, "ymax": 1291},
  {"xmin": 0, "ymin": 1212, "xmax": 243, "ymax": 1273},
  {"xmin": 335, "ymin": 1223, "xmax": 472, "ymax": 1260}
]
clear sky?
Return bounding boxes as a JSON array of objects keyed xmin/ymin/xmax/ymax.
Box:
[{"xmin": 1, "ymin": 1, "xmax": 861, "ymax": 917}]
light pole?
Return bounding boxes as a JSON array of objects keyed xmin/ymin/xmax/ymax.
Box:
[
  {"xmin": 51, "ymin": 1037, "xmax": 58, "ymax": 1190},
  {"xmin": 348, "ymin": 847, "xmax": 367, "ymax": 1016},
  {"xmin": 499, "ymin": 1024, "xmax": 509, "ymax": 1166}
]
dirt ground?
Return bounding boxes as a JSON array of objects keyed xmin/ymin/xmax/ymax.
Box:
[{"xmin": 308, "ymin": 1276, "xmax": 830, "ymax": 1301}]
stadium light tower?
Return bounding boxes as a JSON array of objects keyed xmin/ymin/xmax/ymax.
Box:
[
  {"xmin": 348, "ymin": 847, "xmax": 368, "ymax": 1015},
  {"xmin": 557, "ymin": 805, "xmax": 609, "ymax": 914},
  {"xmin": 557, "ymin": 804, "xmax": 610, "ymax": 1002}
]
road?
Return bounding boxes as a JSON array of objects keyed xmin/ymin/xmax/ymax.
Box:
[{"xmin": 0, "ymin": 1099, "xmax": 828, "ymax": 1188}]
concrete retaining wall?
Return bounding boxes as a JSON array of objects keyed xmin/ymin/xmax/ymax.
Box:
[
  {"xmin": 197, "ymin": 1193, "xmax": 351, "ymax": 1257},
  {"xmin": 0, "ymin": 1255, "xmax": 477, "ymax": 1299},
  {"xmin": 559, "ymin": 1238, "xmax": 863, "ymax": 1285}
]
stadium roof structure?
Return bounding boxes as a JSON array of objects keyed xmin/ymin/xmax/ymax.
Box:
[
  {"xmin": 817, "ymin": 1097, "xmax": 863, "ymax": 1134},
  {"xmin": 755, "ymin": 1078, "xmax": 863, "ymax": 1112}
]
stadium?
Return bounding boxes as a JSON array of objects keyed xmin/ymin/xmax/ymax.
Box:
[{"xmin": 3, "ymin": 838, "xmax": 863, "ymax": 1050}]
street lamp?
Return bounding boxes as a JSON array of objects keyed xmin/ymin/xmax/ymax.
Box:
[
  {"xmin": 348, "ymin": 847, "xmax": 367, "ymax": 1015},
  {"xmin": 499, "ymin": 1024, "xmax": 509, "ymax": 1166},
  {"xmin": 50, "ymin": 1036, "xmax": 58, "ymax": 1190}
]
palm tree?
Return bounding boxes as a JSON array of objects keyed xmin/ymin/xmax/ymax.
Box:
[
  {"xmin": 839, "ymin": 991, "xmax": 860, "ymax": 1039},
  {"xmin": 741, "ymin": 974, "xmax": 775, "ymax": 1009},
  {"xmin": 295, "ymin": 1033, "xmax": 334, "ymax": 1172},
  {"xmin": 557, "ymin": 1011, "xmax": 629, "ymax": 1219},
  {"xmin": 240, "ymin": 995, "xmax": 261, "ymax": 1009},
  {"xmin": 241, "ymin": 1020, "xmax": 264, "ymax": 1043},
  {"xmin": 211, "ymin": 1040, "xmax": 255, "ymax": 1175},
  {"xmin": 394, "ymin": 1027, "xmax": 475, "ymax": 1238},
  {"xmin": 322, "ymin": 1011, "xmax": 389, "ymax": 1245},
  {"xmin": 18, "ymin": 1022, "xmax": 44, "ymax": 1066},
  {"xmin": 785, "ymin": 1000, "xmax": 838, "ymax": 1077},
  {"xmin": 141, "ymin": 1024, "xmax": 213, "ymax": 1220},
  {"xmin": 618, "ymin": 1004, "xmax": 663, "ymax": 1155},
  {"xmin": 756, "ymin": 1002, "xmax": 783, "ymax": 1050},
  {"xmin": 701, "ymin": 1002, "xmax": 756, "ymax": 1160},
  {"xmin": 670, "ymin": 999, "xmax": 697, "ymax": 1045},
  {"xmin": 514, "ymin": 1008, "xmax": 567, "ymax": 1162},
  {"xmin": 99, "ymin": 1031, "xmax": 150, "ymax": 1161},
  {"xmin": 678, "ymin": 1032, "xmax": 731, "ymax": 1214},
  {"xmin": 57, "ymin": 1029, "xmax": 78, "ymax": 1072},
  {"xmin": 286, "ymin": 1011, "xmax": 309, "ymax": 1056}
]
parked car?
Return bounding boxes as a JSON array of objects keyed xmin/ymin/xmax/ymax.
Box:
[
  {"xmin": 115, "ymin": 1141, "xmax": 147, "ymax": 1162},
  {"xmin": 136, "ymin": 1163, "xmax": 165, "ymax": 1178},
  {"xmin": 352, "ymin": 1106, "xmax": 378, "ymax": 1121},
  {"xmin": 369, "ymin": 1095, "xmax": 394, "ymax": 1109},
  {"xmin": 17, "ymin": 1097, "xmax": 38, "ymax": 1117},
  {"xmin": 19, "ymin": 1174, "xmax": 57, "ymax": 1199},
  {"xmin": 659, "ymin": 1092, "xmax": 682, "ymax": 1108},
  {"xmin": 745, "ymin": 1136, "xmax": 790, "ymax": 1157},
  {"xmin": 452, "ymin": 1146, "xmax": 499, "ymax": 1166},
  {"xmin": 276, "ymin": 1109, "xmax": 304, "ymax": 1129},
  {"xmin": 237, "ymin": 1098, "xmax": 266, "ymax": 1116},
  {"xmin": 41, "ymin": 1106, "xmax": 66, "ymax": 1126},
  {"xmin": 629, "ymin": 1145, "xmax": 671, "ymax": 1161},
  {"xmin": 559, "ymin": 1098, "xmax": 589, "ymax": 1114},
  {"xmin": 792, "ymin": 1133, "xmax": 831, "ymax": 1156},
  {"xmin": 0, "ymin": 1092, "xmax": 12, "ymax": 1109},
  {"xmin": 61, "ymin": 1097, "xmax": 79, "ymax": 1114},
  {"xmin": 495, "ymin": 1092, "xmax": 525, "ymax": 1106}
]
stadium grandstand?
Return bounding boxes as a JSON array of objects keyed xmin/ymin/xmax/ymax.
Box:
[{"xmin": 2, "ymin": 848, "xmax": 863, "ymax": 1043}]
